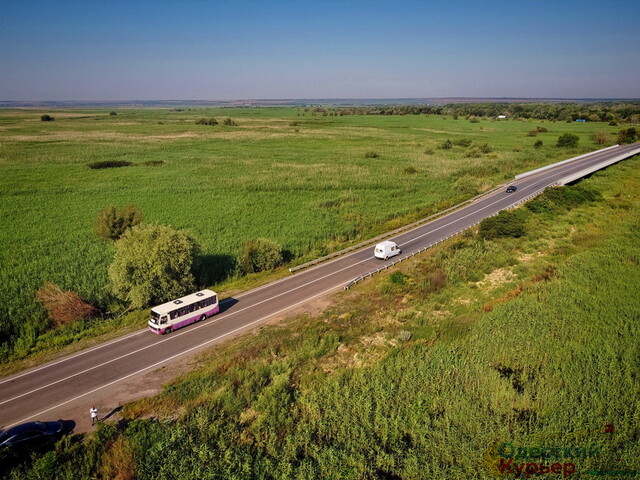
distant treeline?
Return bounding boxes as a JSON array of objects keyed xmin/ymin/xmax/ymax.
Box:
[{"xmin": 300, "ymin": 102, "xmax": 640, "ymax": 122}]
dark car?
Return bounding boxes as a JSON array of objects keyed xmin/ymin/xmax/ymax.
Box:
[
  {"xmin": 0, "ymin": 421, "xmax": 64, "ymax": 448},
  {"xmin": 506, "ymin": 185, "xmax": 517, "ymax": 193}
]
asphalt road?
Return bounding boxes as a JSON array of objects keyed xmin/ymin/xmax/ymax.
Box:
[{"xmin": 1, "ymin": 143, "xmax": 638, "ymax": 430}]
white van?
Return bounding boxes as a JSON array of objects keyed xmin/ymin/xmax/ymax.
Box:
[{"xmin": 374, "ymin": 241, "xmax": 402, "ymax": 260}]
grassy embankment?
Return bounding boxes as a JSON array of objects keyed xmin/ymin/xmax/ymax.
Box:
[
  {"xmin": 0, "ymin": 108, "xmax": 626, "ymax": 367},
  {"xmin": 5, "ymin": 142, "xmax": 639, "ymax": 479}
]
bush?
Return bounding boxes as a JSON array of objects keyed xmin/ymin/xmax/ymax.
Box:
[
  {"xmin": 239, "ymin": 238, "xmax": 283, "ymax": 274},
  {"xmin": 94, "ymin": 205, "xmax": 144, "ymax": 240},
  {"xmin": 534, "ymin": 140, "xmax": 543, "ymax": 149},
  {"xmin": 403, "ymin": 166, "xmax": 417, "ymax": 174},
  {"xmin": 109, "ymin": 111, "xmax": 117, "ymax": 116},
  {"xmin": 36, "ymin": 282, "xmax": 99, "ymax": 327},
  {"xmin": 479, "ymin": 210, "xmax": 527, "ymax": 239},
  {"xmin": 454, "ymin": 176, "xmax": 479, "ymax": 195},
  {"xmin": 364, "ymin": 151, "xmax": 379, "ymax": 158},
  {"xmin": 438, "ymin": 139, "xmax": 453, "ymax": 149},
  {"xmin": 591, "ymin": 130, "xmax": 612, "ymax": 145},
  {"xmin": 617, "ymin": 127, "xmax": 637, "ymax": 144},
  {"xmin": 40, "ymin": 114, "xmax": 54, "ymax": 121},
  {"xmin": 389, "ymin": 271, "xmax": 407, "ymax": 285},
  {"xmin": 463, "ymin": 146, "xmax": 482, "ymax": 158},
  {"xmin": 141, "ymin": 160, "xmax": 165, "ymax": 166},
  {"xmin": 556, "ymin": 133, "xmax": 579, "ymax": 148},
  {"xmin": 88, "ymin": 160, "xmax": 133, "ymax": 169},
  {"xmin": 195, "ymin": 117, "xmax": 218, "ymax": 126},
  {"xmin": 222, "ymin": 117, "xmax": 237, "ymax": 126},
  {"xmin": 108, "ymin": 225, "xmax": 200, "ymax": 308},
  {"xmin": 452, "ymin": 138, "xmax": 472, "ymax": 147}
]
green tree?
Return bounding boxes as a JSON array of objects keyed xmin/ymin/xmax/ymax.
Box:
[
  {"xmin": 94, "ymin": 205, "xmax": 144, "ymax": 240},
  {"xmin": 479, "ymin": 210, "xmax": 527, "ymax": 239},
  {"xmin": 108, "ymin": 225, "xmax": 199, "ymax": 308},
  {"xmin": 617, "ymin": 127, "xmax": 637, "ymax": 144},
  {"xmin": 556, "ymin": 133, "xmax": 579, "ymax": 148},
  {"xmin": 239, "ymin": 238, "xmax": 283, "ymax": 274}
]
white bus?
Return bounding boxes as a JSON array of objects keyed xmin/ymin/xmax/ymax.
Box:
[{"xmin": 148, "ymin": 289, "xmax": 219, "ymax": 335}]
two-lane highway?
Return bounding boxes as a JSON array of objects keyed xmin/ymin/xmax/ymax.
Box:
[{"xmin": 1, "ymin": 143, "xmax": 638, "ymax": 429}]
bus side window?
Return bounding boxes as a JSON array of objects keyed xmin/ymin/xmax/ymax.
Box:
[{"xmin": 212, "ymin": 295, "xmax": 217, "ymax": 304}]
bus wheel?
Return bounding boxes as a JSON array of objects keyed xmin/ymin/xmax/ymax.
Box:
[
  {"xmin": 200, "ymin": 315, "xmax": 206, "ymax": 322},
  {"xmin": 164, "ymin": 327, "xmax": 172, "ymax": 334},
  {"xmin": 385, "ymin": 256, "xmax": 389, "ymax": 260}
]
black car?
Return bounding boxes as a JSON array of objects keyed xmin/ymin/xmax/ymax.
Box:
[
  {"xmin": 506, "ymin": 185, "xmax": 517, "ymax": 193},
  {"xmin": 0, "ymin": 421, "xmax": 64, "ymax": 448}
]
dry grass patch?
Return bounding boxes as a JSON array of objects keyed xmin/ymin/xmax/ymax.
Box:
[{"xmin": 476, "ymin": 267, "xmax": 516, "ymax": 290}]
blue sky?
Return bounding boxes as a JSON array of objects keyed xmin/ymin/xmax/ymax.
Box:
[{"xmin": 1, "ymin": 0, "xmax": 639, "ymax": 100}]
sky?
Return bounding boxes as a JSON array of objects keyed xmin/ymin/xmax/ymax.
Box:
[{"xmin": 1, "ymin": 0, "xmax": 639, "ymax": 101}]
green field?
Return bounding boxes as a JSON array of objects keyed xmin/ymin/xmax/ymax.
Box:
[
  {"xmin": 4, "ymin": 125, "xmax": 639, "ymax": 480},
  {"xmin": 0, "ymin": 108, "xmax": 625, "ymax": 361}
]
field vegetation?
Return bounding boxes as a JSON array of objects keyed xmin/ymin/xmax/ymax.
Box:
[
  {"xmin": 0, "ymin": 107, "xmax": 634, "ymax": 365},
  {"xmin": 4, "ymin": 138, "xmax": 639, "ymax": 479}
]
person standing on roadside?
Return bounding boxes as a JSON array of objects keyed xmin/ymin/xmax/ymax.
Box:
[{"xmin": 90, "ymin": 406, "xmax": 98, "ymax": 425}]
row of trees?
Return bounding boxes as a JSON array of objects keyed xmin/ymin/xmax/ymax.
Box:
[{"xmin": 298, "ymin": 101, "xmax": 640, "ymax": 122}]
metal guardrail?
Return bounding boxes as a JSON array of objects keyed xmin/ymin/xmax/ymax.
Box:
[
  {"xmin": 343, "ymin": 185, "xmax": 553, "ymax": 290},
  {"xmin": 514, "ymin": 144, "xmax": 620, "ymax": 180},
  {"xmin": 556, "ymin": 146, "xmax": 640, "ymax": 186}
]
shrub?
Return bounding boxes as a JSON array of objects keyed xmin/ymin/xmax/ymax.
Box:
[
  {"xmin": 364, "ymin": 151, "xmax": 379, "ymax": 158},
  {"xmin": 141, "ymin": 160, "xmax": 165, "ymax": 166},
  {"xmin": 195, "ymin": 117, "xmax": 218, "ymax": 126},
  {"xmin": 556, "ymin": 133, "xmax": 579, "ymax": 148},
  {"xmin": 617, "ymin": 127, "xmax": 637, "ymax": 144},
  {"xmin": 479, "ymin": 210, "xmax": 527, "ymax": 239},
  {"xmin": 464, "ymin": 146, "xmax": 482, "ymax": 158},
  {"xmin": 403, "ymin": 166, "xmax": 418, "ymax": 174},
  {"xmin": 94, "ymin": 205, "xmax": 144, "ymax": 240},
  {"xmin": 389, "ymin": 271, "xmax": 407, "ymax": 285},
  {"xmin": 591, "ymin": 130, "xmax": 612, "ymax": 145},
  {"xmin": 36, "ymin": 282, "xmax": 99, "ymax": 327},
  {"xmin": 477, "ymin": 142, "xmax": 493, "ymax": 153},
  {"xmin": 454, "ymin": 176, "xmax": 479, "ymax": 195},
  {"xmin": 239, "ymin": 238, "xmax": 283, "ymax": 274},
  {"xmin": 109, "ymin": 111, "xmax": 117, "ymax": 116},
  {"xmin": 40, "ymin": 114, "xmax": 54, "ymax": 121},
  {"xmin": 88, "ymin": 160, "xmax": 133, "ymax": 169},
  {"xmin": 452, "ymin": 138, "xmax": 472, "ymax": 147},
  {"xmin": 438, "ymin": 139, "xmax": 453, "ymax": 150},
  {"xmin": 534, "ymin": 140, "xmax": 543, "ymax": 149},
  {"xmin": 423, "ymin": 148, "xmax": 434, "ymax": 155},
  {"xmin": 469, "ymin": 116, "xmax": 480, "ymax": 123},
  {"xmin": 222, "ymin": 117, "xmax": 237, "ymax": 126},
  {"xmin": 109, "ymin": 225, "xmax": 199, "ymax": 308}
]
